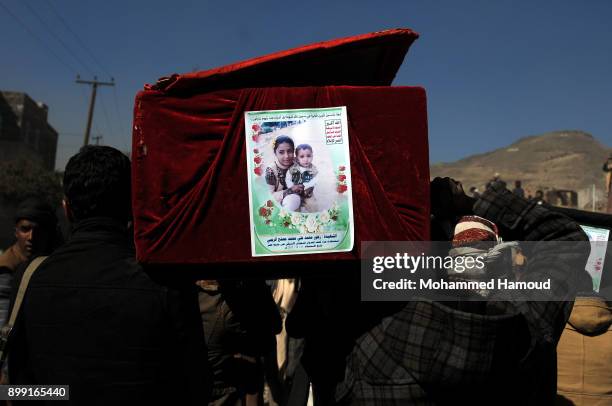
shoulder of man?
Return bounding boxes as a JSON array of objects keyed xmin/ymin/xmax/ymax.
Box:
[{"xmin": 0, "ymin": 245, "xmax": 25, "ymax": 272}]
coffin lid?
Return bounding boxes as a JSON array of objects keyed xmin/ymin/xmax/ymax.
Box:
[{"xmin": 149, "ymin": 28, "xmax": 419, "ymax": 94}]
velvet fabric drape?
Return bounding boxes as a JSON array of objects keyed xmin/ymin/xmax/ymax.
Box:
[{"xmin": 132, "ymin": 86, "xmax": 429, "ymax": 271}]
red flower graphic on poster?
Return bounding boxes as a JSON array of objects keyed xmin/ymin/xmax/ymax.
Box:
[{"xmin": 337, "ymin": 165, "xmax": 348, "ymax": 194}]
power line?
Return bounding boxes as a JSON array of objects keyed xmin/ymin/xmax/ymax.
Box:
[
  {"xmin": 44, "ymin": 0, "xmax": 113, "ymax": 80},
  {"xmin": 99, "ymin": 91, "xmax": 114, "ymax": 140},
  {"xmin": 0, "ymin": 0, "xmax": 77, "ymax": 75},
  {"xmin": 44, "ymin": 0, "xmax": 129, "ymax": 141},
  {"xmin": 22, "ymin": 1, "xmax": 96, "ymax": 77},
  {"xmin": 2, "ymin": 0, "xmax": 129, "ymax": 146},
  {"xmin": 112, "ymin": 87, "xmax": 128, "ymax": 140},
  {"xmin": 93, "ymin": 122, "xmax": 104, "ymax": 139},
  {"xmin": 76, "ymin": 77, "xmax": 115, "ymax": 146}
]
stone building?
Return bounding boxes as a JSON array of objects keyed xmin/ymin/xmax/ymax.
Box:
[{"xmin": 0, "ymin": 91, "xmax": 58, "ymax": 171}]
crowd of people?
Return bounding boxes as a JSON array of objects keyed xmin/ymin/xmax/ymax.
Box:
[
  {"xmin": 0, "ymin": 145, "xmax": 608, "ymax": 405},
  {"xmin": 470, "ymin": 174, "xmax": 546, "ymax": 205}
]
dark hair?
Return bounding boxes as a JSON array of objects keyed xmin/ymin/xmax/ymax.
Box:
[
  {"xmin": 273, "ymin": 135, "xmax": 294, "ymax": 153},
  {"xmin": 63, "ymin": 146, "xmax": 131, "ymax": 222},
  {"xmin": 295, "ymin": 144, "xmax": 313, "ymax": 154},
  {"xmin": 14, "ymin": 197, "xmax": 57, "ymax": 227}
]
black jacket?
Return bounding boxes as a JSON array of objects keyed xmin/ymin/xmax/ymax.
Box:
[
  {"xmin": 291, "ymin": 183, "xmax": 593, "ymax": 405},
  {"xmin": 9, "ymin": 217, "xmax": 210, "ymax": 405}
]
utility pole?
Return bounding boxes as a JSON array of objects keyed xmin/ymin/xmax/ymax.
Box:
[
  {"xmin": 92, "ymin": 135, "xmax": 103, "ymax": 145},
  {"xmin": 76, "ymin": 75, "xmax": 114, "ymax": 146}
]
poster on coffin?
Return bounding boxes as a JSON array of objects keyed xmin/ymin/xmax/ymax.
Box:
[{"xmin": 245, "ymin": 107, "xmax": 354, "ymax": 256}]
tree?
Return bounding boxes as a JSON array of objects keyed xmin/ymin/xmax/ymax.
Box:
[{"xmin": 0, "ymin": 158, "xmax": 62, "ymax": 206}]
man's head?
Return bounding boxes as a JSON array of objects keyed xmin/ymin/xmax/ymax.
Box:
[
  {"xmin": 63, "ymin": 146, "xmax": 131, "ymax": 223},
  {"xmin": 515, "ymin": 180, "xmax": 522, "ymax": 188},
  {"xmin": 430, "ymin": 177, "xmax": 476, "ymax": 221},
  {"xmin": 14, "ymin": 198, "xmax": 57, "ymax": 257}
]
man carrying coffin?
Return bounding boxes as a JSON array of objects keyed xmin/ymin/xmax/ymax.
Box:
[{"xmin": 8, "ymin": 146, "xmax": 211, "ymax": 405}]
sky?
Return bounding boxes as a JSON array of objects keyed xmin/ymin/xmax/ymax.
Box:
[{"xmin": 1, "ymin": 0, "xmax": 611, "ymax": 170}]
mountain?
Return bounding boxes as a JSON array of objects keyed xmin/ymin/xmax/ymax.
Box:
[{"xmin": 430, "ymin": 131, "xmax": 610, "ymax": 205}]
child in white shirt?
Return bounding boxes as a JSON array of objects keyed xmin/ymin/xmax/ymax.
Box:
[{"xmin": 285, "ymin": 144, "xmax": 318, "ymax": 212}]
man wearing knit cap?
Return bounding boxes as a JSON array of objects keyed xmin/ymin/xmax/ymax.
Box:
[
  {"xmin": 0, "ymin": 198, "xmax": 58, "ymax": 326},
  {"xmin": 0, "ymin": 198, "xmax": 57, "ymax": 269}
]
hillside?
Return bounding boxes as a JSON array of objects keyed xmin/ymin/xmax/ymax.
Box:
[{"xmin": 430, "ymin": 131, "xmax": 610, "ymax": 204}]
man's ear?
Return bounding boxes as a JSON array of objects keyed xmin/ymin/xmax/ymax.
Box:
[{"xmin": 62, "ymin": 198, "xmax": 75, "ymax": 223}]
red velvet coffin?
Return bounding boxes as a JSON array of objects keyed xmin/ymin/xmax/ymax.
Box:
[{"xmin": 132, "ymin": 29, "xmax": 430, "ymax": 273}]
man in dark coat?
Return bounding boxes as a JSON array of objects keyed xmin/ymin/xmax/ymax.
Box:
[
  {"xmin": 8, "ymin": 146, "xmax": 211, "ymax": 405},
  {"xmin": 512, "ymin": 179, "xmax": 525, "ymax": 198},
  {"xmin": 289, "ymin": 179, "xmax": 592, "ymax": 405},
  {"xmin": 0, "ymin": 198, "xmax": 59, "ymax": 386}
]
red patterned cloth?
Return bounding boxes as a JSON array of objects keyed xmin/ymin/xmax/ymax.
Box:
[{"xmin": 452, "ymin": 215, "xmax": 500, "ymax": 248}]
